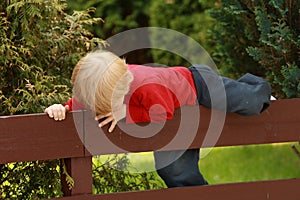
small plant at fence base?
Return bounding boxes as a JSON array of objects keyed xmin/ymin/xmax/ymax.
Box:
[
  {"xmin": 92, "ymin": 155, "xmax": 165, "ymax": 194},
  {"xmin": 0, "ymin": 160, "xmax": 62, "ymax": 199}
]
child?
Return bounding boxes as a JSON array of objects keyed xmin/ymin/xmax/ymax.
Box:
[{"xmin": 45, "ymin": 50, "xmax": 271, "ymax": 187}]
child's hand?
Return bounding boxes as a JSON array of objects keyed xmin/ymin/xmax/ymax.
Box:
[
  {"xmin": 45, "ymin": 104, "xmax": 69, "ymax": 121},
  {"xmin": 95, "ymin": 104, "xmax": 126, "ymax": 133},
  {"xmin": 95, "ymin": 112, "xmax": 117, "ymax": 133}
]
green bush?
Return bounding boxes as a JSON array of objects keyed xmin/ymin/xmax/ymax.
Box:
[
  {"xmin": 209, "ymin": 0, "xmax": 300, "ymax": 98},
  {"xmin": 0, "ymin": 0, "xmax": 103, "ymax": 198},
  {"xmin": 67, "ymin": 0, "xmax": 150, "ymax": 38},
  {"xmin": 67, "ymin": 0, "xmax": 152, "ymax": 64},
  {"xmin": 67, "ymin": 0, "xmax": 217, "ymax": 66},
  {"xmin": 0, "ymin": 0, "xmax": 103, "ymax": 115},
  {"xmin": 149, "ymin": 0, "xmax": 216, "ymax": 67}
]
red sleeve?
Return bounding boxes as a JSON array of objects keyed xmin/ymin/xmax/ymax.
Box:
[
  {"xmin": 63, "ymin": 98, "xmax": 73, "ymax": 111},
  {"xmin": 63, "ymin": 97, "xmax": 85, "ymax": 111},
  {"xmin": 126, "ymin": 84, "xmax": 176, "ymax": 124}
]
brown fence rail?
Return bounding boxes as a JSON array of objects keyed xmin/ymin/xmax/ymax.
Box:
[{"xmin": 1, "ymin": 98, "xmax": 300, "ymax": 199}]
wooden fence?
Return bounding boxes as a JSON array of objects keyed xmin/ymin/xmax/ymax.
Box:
[{"xmin": 1, "ymin": 98, "xmax": 300, "ymax": 199}]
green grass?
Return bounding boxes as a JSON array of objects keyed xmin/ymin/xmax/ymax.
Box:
[
  {"xmin": 200, "ymin": 143, "xmax": 300, "ymax": 184},
  {"xmin": 118, "ymin": 142, "xmax": 300, "ymax": 185}
]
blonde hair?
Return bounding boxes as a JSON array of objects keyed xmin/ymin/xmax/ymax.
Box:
[{"xmin": 71, "ymin": 51, "xmax": 133, "ymax": 115}]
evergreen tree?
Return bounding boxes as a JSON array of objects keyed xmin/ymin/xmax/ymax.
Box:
[
  {"xmin": 209, "ymin": 0, "xmax": 300, "ymax": 98},
  {"xmin": 0, "ymin": 0, "xmax": 103, "ymax": 115},
  {"xmin": 0, "ymin": 0, "xmax": 103, "ymax": 198}
]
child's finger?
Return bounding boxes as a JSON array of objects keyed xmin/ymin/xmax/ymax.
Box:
[
  {"xmin": 45, "ymin": 108, "xmax": 54, "ymax": 118},
  {"xmin": 61, "ymin": 107, "xmax": 66, "ymax": 120},
  {"xmin": 98, "ymin": 115, "xmax": 114, "ymax": 128},
  {"xmin": 108, "ymin": 120, "xmax": 117, "ymax": 133},
  {"xmin": 95, "ymin": 112, "xmax": 112, "ymax": 120},
  {"xmin": 53, "ymin": 107, "xmax": 65, "ymax": 121},
  {"xmin": 53, "ymin": 110, "xmax": 61, "ymax": 120}
]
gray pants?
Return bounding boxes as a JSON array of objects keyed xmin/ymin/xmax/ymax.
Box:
[
  {"xmin": 189, "ymin": 64, "xmax": 271, "ymax": 115},
  {"xmin": 155, "ymin": 64, "xmax": 272, "ymax": 188}
]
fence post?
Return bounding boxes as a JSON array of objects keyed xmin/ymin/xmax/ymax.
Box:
[{"xmin": 61, "ymin": 156, "xmax": 93, "ymax": 196}]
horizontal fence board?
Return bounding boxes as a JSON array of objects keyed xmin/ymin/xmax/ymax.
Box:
[
  {"xmin": 0, "ymin": 98, "xmax": 299, "ymax": 200},
  {"xmin": 212, "ymin": 98, "xmax": 300, "ymax": 147},
  {"xmin": 52, "ymin": 178, "xmax": 300, "ymax": 200},
  {"xmin": 0, "ymin": 112, "xmax": 85, "ymax": 164},
  {"xmin": 1, "ymin": 99, "xmax": 300, "ymax": 162},
  {"xmin": 86, "ymin": 98, "xmax": 300, "ymax": 155}
]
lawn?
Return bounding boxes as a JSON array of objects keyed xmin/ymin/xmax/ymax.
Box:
[
  {"xmin": 200, "ymin": 142, "xmax": 300, "ymax": 184},
  {"xmin": 119, "ymin": 142, "xmax": 300, "ymax": 185}
]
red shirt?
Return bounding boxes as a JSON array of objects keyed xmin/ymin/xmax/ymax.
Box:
[
  {"xmin": 124, "ymin": 64, "xmax": 197, "ymax": 123},
  {"xmin": 65, "ymin": 64, "xmax": 197, "ymax": 123}
]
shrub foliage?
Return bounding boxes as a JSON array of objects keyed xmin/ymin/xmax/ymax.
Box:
[
  {"xmin": 0, "ymin": 0, "xmax": 102, "ymax": 198},
  {"xmin": 209, "ymin": 0, "xmax": 300, "ymax": 98}
]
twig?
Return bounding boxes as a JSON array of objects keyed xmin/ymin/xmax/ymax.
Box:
[{"xmin": 291, "ymin": 144, "xmax": 300, "ymax": 159}]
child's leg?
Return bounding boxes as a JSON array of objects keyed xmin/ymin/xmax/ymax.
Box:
[
  {"xmin": 189, "ymin": 65, "xmax": 271, "ymax": 115},
  {"xmin": 154, "ymin": 149, "xmax": 208, "ymax": 187},
  {"xmin": 222, "ymin": 74, "xmax": 271, "ymax": 115}
]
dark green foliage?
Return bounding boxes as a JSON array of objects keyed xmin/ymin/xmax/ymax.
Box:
[
  {"xmin": 0, "ymin": 0, "xmax": 103, "ymax": 198},
  {"xmin": 276, "ymin": 63, "xmax": 300, "ymax": 98},
  {"xmin": 69, "ymin": 0, "xmax": 150, "ymax": 38},
  {"xmin": 208, "ymin": 1, "xmax": 263, "ymax": 77},
  {"xmin": 209, "ymin": 0, "xmax": 300, "ymax": 98},
  {"xmin": 67, "ymin": 0, "xmax": 152, "ymax": 64},
  {"xmin": 67, "ymin": 0, "xmax": 217, "ymax": 66},
  {"xmin": 0, "ymin": 161, "xmax": 62, "ymax": 199},
  {"xmin": 149, "ymin": 0, "xmax": 216, "ymax": 67},
  {"xmin": 0, "ymin": 0, "xmax": 103, "ymax": 115}
]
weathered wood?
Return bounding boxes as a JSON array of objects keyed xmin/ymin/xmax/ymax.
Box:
[
  {"xmin": 0, "ymin": 111, "xmax": 85, "ymax": 164},
  {"xmin": 85, "ymin": 98, "xmax": 300, "ymax": 155},
  {"xmin": 51, "ymin": 178, "xmax": 300, "ymax": 200},
  {"xmin": 1, "ymin": 99, "xmax": 300, "ymax": 200},
  {"xmin": 213, "ymin": 98, "xmax": 300, "ymax": 147},
  {"xmin": 1, "ymin": 99, "xmax": 300, "ymax": 161}
]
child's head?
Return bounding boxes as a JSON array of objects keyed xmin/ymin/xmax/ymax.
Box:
[{"xmin": 71, "ymin": 50, "xmax": 133, "ymax": 115}]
